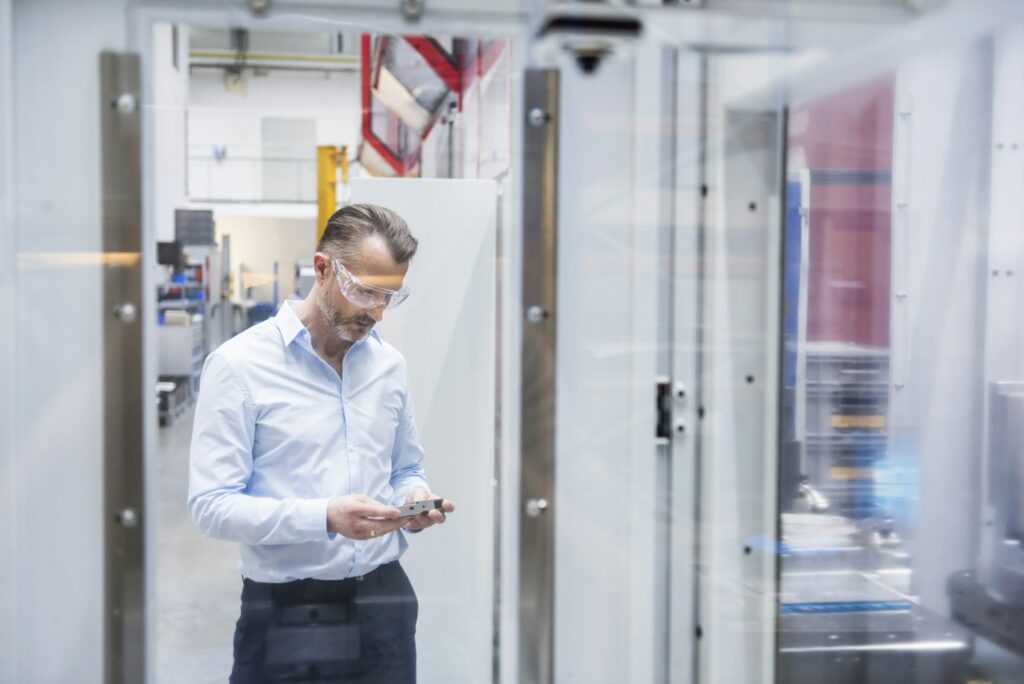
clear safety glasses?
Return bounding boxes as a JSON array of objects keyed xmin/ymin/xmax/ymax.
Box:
[{"xmin": 332, "ymin": 259, "xmax": 410, "ymax": 310}]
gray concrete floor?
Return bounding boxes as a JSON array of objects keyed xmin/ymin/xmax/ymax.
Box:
[{"xmin": 156, "ymin": 405, "xmax": 240, "ymax": 684}]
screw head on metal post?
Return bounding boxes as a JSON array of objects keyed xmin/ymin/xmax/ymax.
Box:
[
  {"xmin": 114, "ymin": 302, "xmax": 138, "ymax": 323},
  {"xmin": 401, "ymin": 0, "xmax": 424, "ymax": 21},
  {"xmin": 114, "ymin": 93, "xmax": 137, "ymax": 114},
  {"xmin": 248, "ymin": 0, "xmax": 271, "ymax": 16},
  {"xmin": 528, "ymin": 107, "xmax": 549, "ymax": 128},
  {"xmin": 524, "ymin": 498, "xmax": 549, "ymax": 518},
  {"xmin": 526, "ymin": 305, "xmax": 548, "ymax": 324},
  {"xmin": 116, "ymin": 508, "xmax": 140, "ymax": 528}
]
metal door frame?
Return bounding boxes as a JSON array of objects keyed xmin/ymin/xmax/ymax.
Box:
[{"xmin": 123, "ymin": 5, "xmax": 532, "ymax": 682}]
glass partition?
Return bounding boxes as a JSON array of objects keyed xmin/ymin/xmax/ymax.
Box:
[
  {"xmin": 776, "ymin": 31, "xmax": 1024, "ymax": 684},
  {"xmin": 148, "ymin": 22, "xmax": 513, "ymax": 683},
  {"xmin": 9, "ymin": 3, "xmax": 1024, "ymax": 683}
]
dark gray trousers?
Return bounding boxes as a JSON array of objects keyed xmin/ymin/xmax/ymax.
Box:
[{"xmin": 230, "ymin": 561, "xmax": 417, "ymax": 683}]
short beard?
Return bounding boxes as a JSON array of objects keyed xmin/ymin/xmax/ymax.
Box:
[{"xmin": 316, "ymin": 290, "xmax": 373, "ymax": 343}]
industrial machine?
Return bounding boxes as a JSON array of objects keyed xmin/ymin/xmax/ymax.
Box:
[{"xmin": 948, "ymin": 382, "xmax": 1024, "ymax": 655}]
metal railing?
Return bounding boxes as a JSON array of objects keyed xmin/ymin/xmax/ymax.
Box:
[{"xmin": 187, "ymin": 155, "xmax": 316, "ymax": 203}]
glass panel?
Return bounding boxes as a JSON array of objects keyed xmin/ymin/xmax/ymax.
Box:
[
  {"xmin": 11, "ymin": 4, "xmax": 1024, "ymax": 683},
  {"xmin": 778, "ymin": 32, "xmax": 1024, "ymax": 684},
  {"xmin": 149, "ymin": 22, "xmax": 513, "ymax": 683}
]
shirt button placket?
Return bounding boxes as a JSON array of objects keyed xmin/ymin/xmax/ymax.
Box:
[{"xmin": 341, "ymin": 365, "xmax": 359, "ymax": 577}]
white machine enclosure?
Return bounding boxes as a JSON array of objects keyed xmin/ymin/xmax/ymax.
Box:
[{"xmin": 350, "ymin": 177, "xmax": 498, "ymax": 684}]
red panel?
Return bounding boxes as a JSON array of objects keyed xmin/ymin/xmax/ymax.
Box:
[
  {"xmin": 805, "ymin": 184, "xmax": 892, "ymax": 347},
  {"xmin": 791, "ymin": 75, "xmax": 895, "ymax": 172},
  {"xmin": 404, "ymin": 36, "xmax": 460, "ymax": 92},
  {"xmin": 459, "ymin": 39, "xmax": 506, "ymax": 93},
  {"xmin": 361, "ymin": 34, "xmax": 417, "ymax": 176},
  {"xmin": 790, "ymin": 75, "xmax": 895, "ymax": 347}
]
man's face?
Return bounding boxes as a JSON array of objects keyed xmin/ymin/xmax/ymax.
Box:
[{"xmin": 316, "ymin": 236, "xmax": 410, "ymax": 343}]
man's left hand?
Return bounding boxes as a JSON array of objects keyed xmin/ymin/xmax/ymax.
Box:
[{"xmin": 404, "ymin": 488, "xmax": 455, "ymax": 532}]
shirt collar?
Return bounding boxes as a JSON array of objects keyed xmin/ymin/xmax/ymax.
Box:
[
  {"xmin": 273, "ymin": 300, "xmax": 382, "ymax": 348},
  {"xmin": 274, "ymin": 300, "xmax": 307, "ymax": 346}
]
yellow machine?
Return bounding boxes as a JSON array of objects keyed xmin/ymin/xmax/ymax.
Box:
[{"xmin": 316, "ymin": 144, "xmax": 349, "ymax": 242}]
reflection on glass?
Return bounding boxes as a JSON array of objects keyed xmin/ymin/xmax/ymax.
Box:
[{"xmin": 779, "ymin": 59, "xmax": 1024, "ymax": 682}]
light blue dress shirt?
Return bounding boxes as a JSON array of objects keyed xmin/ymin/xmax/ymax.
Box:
[{"xmin": 188, "ymin": 301, "xmax": 430, "ymax": 582}]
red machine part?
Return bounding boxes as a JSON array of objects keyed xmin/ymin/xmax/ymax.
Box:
[
  {"xmin": 789, "ymin": 75, "xmax": 895, "ymax": 348},
  {"xmin": 359, "ymin": 34, "xmax": 507, "ymax": 177},
  {"xmin": 361, "ymin": 34, "xmax": 419, "ymax": 176}
]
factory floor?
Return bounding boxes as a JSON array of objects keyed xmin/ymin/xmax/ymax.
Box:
[{"xmin": 155, "ymin": 405, "xmax": 239, "ymax": 684}]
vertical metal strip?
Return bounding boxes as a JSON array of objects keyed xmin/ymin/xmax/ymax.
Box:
[
  {"xmin": 519, "ymin": 68, "xmax": 559, "ymax": 684},
  {"xmin": 100, "ymin": 51, "xmax": 145, "ymax": 684},
  {"xmin": 772, "ymin": 106, "xmax": 791, "ymax": 684},
  {"xmin": 658, "ymin": 45, "xmax": 679, "ymax": 684},
  {"xmin": 691, "ymin": 53, "xmax": 709, "ymax": 684},
  {"xmin": 492, "ymin": 178, "xmax": 505, "ymax": 684}
]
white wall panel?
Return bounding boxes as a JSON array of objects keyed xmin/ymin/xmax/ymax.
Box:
[
  {"xmin": 350, "ymin": 177, "xmax": 497, "ymax": 684},
  {"xmin": 151, "ymin": 22, "xmax": 188, "ymax": 242},
  {"xmin": 698, "ymin": 56, "xmax": 783, "ymax": 684},
  {"xmin": 187, "ymin": 69, "xmax": 359, "ymax": 203},
  {"xmin": 553, "ymin": 54, "xmax": 638, "ymax": 684},
  {"xmin": 213, "ymin": 213, "xmax": 315, "ymax": 305}
]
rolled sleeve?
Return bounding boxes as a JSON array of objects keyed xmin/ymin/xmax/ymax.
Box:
[{"xmin": 187, "ymin": 353, "xmax": 332, "ymax": 545}]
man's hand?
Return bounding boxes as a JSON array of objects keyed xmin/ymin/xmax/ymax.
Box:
[
  {"xmin": 327, "ymin": 494, "xmax": 404, "ymax": 540},
  {"xmin": 403, "ymin": 488, "xmax": 455, "ymax": 532}
]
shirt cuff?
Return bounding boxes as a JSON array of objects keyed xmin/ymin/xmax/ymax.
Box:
[{"xmin": 296, "ymin": 497, "xmax": 332, "ymax": 541}]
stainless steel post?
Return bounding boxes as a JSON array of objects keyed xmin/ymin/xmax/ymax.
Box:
[
  {"xmin": 519, "ymin": 68, "xmax": 559, "ymax": 684},
  {"xmin": 100, "ymin": 50, "xmax": 145, "ymax": 684}
]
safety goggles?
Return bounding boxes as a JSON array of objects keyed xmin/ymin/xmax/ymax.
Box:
[{"xmin": 331, "ymin": 258, "xmax": 410, "ymax": 310}]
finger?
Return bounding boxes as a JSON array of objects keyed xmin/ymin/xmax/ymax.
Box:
[
  {"xmin": 369, "ymin": 518, "xmax": 407, "ymax": 535},
  {"xmin": 406, "ymin": 514, "xmax": 432, "ymax": 531},
  {"xmin": 356, "ymin": 501, "xmax": 402, "ymax": 520},
  {"xmin": 427, "ymin": 510, "xmax": 446, "ymax": 524},
  {"xmin": 441, "ymin": 499, "xmax": 455, "ymax": 513}
]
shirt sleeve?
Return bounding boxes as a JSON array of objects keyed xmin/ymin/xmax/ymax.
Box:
[
  {"xmin": 187, "ymin": 352, "xmax": 331, "ymax": 545},
  {"xmin": 389, "ymin": 362, "xmax": 431, "ymax": 506}
]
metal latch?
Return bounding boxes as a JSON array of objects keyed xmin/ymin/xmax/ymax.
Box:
[
  {"xmin": 656, "ymin": 376, "xmax": 671, "ymax": 441},
  {"xmin": 657, "ymin": 376, "xmax": 687, "ymax": 442}
]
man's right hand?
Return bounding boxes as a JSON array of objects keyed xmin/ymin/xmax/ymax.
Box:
[{"xmin": 327, "ymin": 495, "xmax": 404, "ymax": 540}]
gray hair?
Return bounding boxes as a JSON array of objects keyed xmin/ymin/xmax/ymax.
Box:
[{"xmin": 317, "ymin": 203, "xmax": 418, "ymax": 266}]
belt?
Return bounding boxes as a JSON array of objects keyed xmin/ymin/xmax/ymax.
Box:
[{"xmin": 241, "ymin": 560, "xmax": 398, "ymax": 607}]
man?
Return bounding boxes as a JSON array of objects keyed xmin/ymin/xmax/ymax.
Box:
[{"xmin": 188, "ymin": 203, "xmax": 454, "ymax": 683}]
